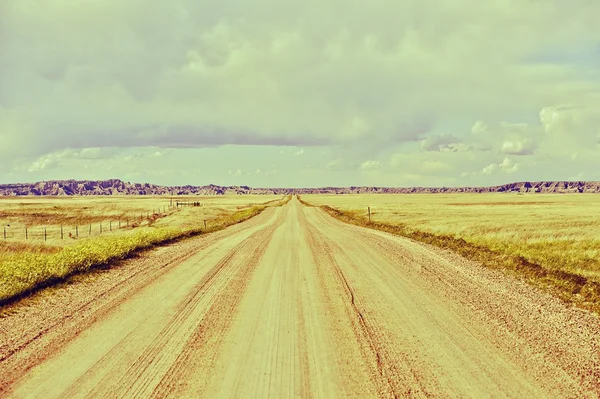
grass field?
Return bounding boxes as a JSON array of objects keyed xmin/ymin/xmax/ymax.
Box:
[
  {"xmin": 300, "ymin": 194, "xmax": 600, "ymax": 313},
  {"xmin": 0, "ymin": 195, "xmax": 287, "ymax": 304}
]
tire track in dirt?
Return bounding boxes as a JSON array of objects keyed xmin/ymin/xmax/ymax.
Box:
[
  {"xmin": 300, "ymin": 206, "xmax": 390, "ymax": 398},
  {"xmin": 311, "ymin": 207, "xmax": 600, "ymax": 397},
  {"xmin": 92, "ymin": 227, "xmax": 277, "ymax": 399},
  {"xmin": 0, "ymin": 205, "xmax": 281, "ymax": 388},
  {"xmin": 304, "ymin": 217, "xmax": 409, "ymax": 398},
  {"xmin": 171, "ymin": 199, "xmax": 335, "ymax": 397},
  {"xmin": 2, "ymin": 197, "xmax": 600, "ymax": 398},
  {"xmin": 148, "ymin": 208, "xmax": 287, "ymax": 398},
  {"xmin": 303, "ymin": 205, "xmax": 551, "ymax": 398},
  {"xmin": 3, "ymin": 208, "xmax": 285, "ymax": 399}
]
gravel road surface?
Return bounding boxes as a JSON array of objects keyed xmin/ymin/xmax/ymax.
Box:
[{"xmin": 1, "ymin": 197, "xmax": 599, "ymax": 398}]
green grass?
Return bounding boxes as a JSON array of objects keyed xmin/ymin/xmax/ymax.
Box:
[
  {"xmin": 299, "ymin": 194, "xmax": 600, "ymax": 314},
  {"xmin": 0, "ymin": 196, "xmax": 290, "ymax": 305}
]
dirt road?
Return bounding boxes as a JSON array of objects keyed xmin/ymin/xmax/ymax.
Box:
[{"xmin": 1, "ymin": 197, "xmax": 599, "ymax": 398}]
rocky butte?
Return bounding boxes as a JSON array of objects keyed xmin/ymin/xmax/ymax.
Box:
[{"xmin": 1, "ymin": 179, "xmax": 600, "ymax": 196}]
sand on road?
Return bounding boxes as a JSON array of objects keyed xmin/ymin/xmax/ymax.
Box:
[{"xmin": 1, "ymin": 197, "xmax": 599, "ymax": 398}]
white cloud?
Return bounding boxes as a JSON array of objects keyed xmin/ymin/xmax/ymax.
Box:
[
  {"xmin": 3, "ymin": 0, "xmax": 599, "ymax": 159},
  {"xmin": 359, "ymin": 160, "xmax": 383, "ymax": 170},
  {"xmin": 482, "ymin": 158, "xmax": 519, "ymax": 175},
  {"xmin": 23, "ymin": 147, "xmax": 119, "ymax": 172},
  {"xmin": 420, "ymin": 133, "xmax": 463, "ymax": 152},
  {"xmin": 471, "ymin": 121, "xmax": 490, "ymax": 135},
  {"xmin": 500, "ymin": 139, "xmax": 535, "ymax": 155},
  {"xmin": 27, "ymin": 156, "xmax": 59, "ymax": 172},
  {"xmin": 326, "ymin": 158, "xmax": 345, "ymax": 170}
]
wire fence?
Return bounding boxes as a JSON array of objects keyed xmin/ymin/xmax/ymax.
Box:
[{"xmin": 1, "ymin": 201, "xmax": 196, "ymax": 242}]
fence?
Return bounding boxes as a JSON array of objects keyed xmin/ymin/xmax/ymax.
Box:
[
  {"xmin": 2, "ymin": 202, "xmax": 184, "ymax": 242},
  {"xmin": 175, "ymin": 201, "xmax": 202, "ymax": 207}
]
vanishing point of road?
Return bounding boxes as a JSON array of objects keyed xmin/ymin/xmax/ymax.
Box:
[{"xmin": 1, "ymin": 197, "xmax": 599, "ymax": 398}]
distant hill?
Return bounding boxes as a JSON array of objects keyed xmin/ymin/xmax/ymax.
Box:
[
  {"xmin": 0, "ymin": 179, "xmax": 599, "ymax": 196},
  {"xmin": 0, "ymin": 179, "xmax": 289, "ymax": 196}
]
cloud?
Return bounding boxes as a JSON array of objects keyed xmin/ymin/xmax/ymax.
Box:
[
  {"xmin": 421, "ymin": 120, "xmax": 540, "ymax": 156},
  {"xmin": 471, "ymin": 121, "xmax": 490, "ymax": 135},
  {"xmin": 3, "ymin": 0, "xmax": 600, "ymax": 161},
  {"xmin": 420, "ymin": 133, "xmax": 461, "ymax": 151},
  {"xmin": 326, "ymin": 158, "xmax": 345, "ymax": 170},
  {"xmin": 481, "ymin": 158, "xmax": 519, "ymax": 175},
  {"xmin": 27, "ymin": 156, "xmax": 59, "ymax": 172},
  {"xmin": 2, "ymin": 0, "xmax": 600, "ymax": 186},
  {"xmin": 390, "ymin": 152, "xmax": 455, "ymax": 175},
  {"xmin": 500, "ymin": 139, "xmax": 536, "ymax": 155},
  {"xmin": 540, "ymin": 105, "xmax": 600, "ymax": 145},
  {"xmin": 359, "ymin": 160, "xmax": 383, "ymax": 170},
  {"xmin": 22, "ymin": 147, "xmax": 120, "ymax": 172}
]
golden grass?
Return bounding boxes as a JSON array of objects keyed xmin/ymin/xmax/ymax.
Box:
[
  {"xmin": 0, "ymin": 195, "xmax": 289, "ymax": 304},
  {"xmin": 0, "ymin": 195, "xmax": 282, "ymax": 251},
  {"xmin": 300, "ymin": 194, "xmax": 600, "ymax": 314}
]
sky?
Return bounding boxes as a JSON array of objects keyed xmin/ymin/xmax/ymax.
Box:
[{"xmin": 1, "ymin": 0, "xmax": 599, "ymax": 188}]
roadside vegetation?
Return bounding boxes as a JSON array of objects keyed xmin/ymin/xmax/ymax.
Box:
[
  {"xmin": 299, "ymin": 194, "xmax": 600, "ymax": 314},
  {"xmin": 0, "ymin": 195, "xmax": 290, "ymax": 304}
]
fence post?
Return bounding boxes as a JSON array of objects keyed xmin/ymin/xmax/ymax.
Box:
[
  {"xmin": 368, "ymin": 207, "xmax": 371, "ymax": 223},
  {"xmin": 44, "ymin": 227, "xmax": 47, "ymax": 242},
  {"xmin": 89, "ymin": 224, "xmax": 92, "ymax": 236},
  {"xmin": 204, "ymin": 220, "xmax": 207, "ymax": 229},
  {"xmin": 26, "ymin": 227, "xmax": 28, "ymax": 240},
  {"xmin": 100, "ymin": 223, "xmax": 102, "ymax": 233},
  {"xmin": 76, "ymin": 225, "xmax": 79, "ymax": 238},
  {"xmin": 119, "ymin": 220, "xmax": 121, "ymax": 229},
  {"xmin": 61, "ymin": 226, "xmax": 63, "ymax": 240},
  {"xmin": 110, "ymin": 221, "xmax": 112, "ymax": 231},
  {"xmin": 3, "ymin": 226, "xmax": 5, "ymax": 240}
]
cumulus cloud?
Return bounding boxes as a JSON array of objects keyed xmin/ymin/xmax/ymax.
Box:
[
  {"xmin": 471, "ymin": 121, "xmax": 490, "ymax": 135},
  {"xmin": 540, "ymin": 105, "xmax": 600, "ymax": 146},
  {"xmin": 500, "ymin": 139, "xmax": 536, "ymax": 155},
  {"xmin": 27, "ymin": 156, "xmax": 59, "ymax": 172},
  {"xmin": 22, "ymin": 147, "xmax": 121, "ymax": 172},
  {"xmin": 359, "ymin": 160, "xmax": 383, "ymax": 170},
  {"xmin": 3, "ymin": 0, "xmax": 600, "ymax": 156},
  {"xmin": 481, "ymin": 158, "xmax": 520, "ymax": 175},
  {"xmin": 420, "ymin": 133, "xmax": 464, "ymax": 152},
  {"xmin": 326, "ymin": 158, "xmax": 345, "ymax": 170}
]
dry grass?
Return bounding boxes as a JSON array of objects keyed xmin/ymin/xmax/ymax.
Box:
[
  {"xmin": 300, "ymin": 194, "xmax": 600, "ymax": 314},
  {"xmin": 0, "ymin": 195, "xmax": 282, "ymax": 252},
  {"xmin": 0, "ymin": 195, "xmax": 289, "ymax": 304}
]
